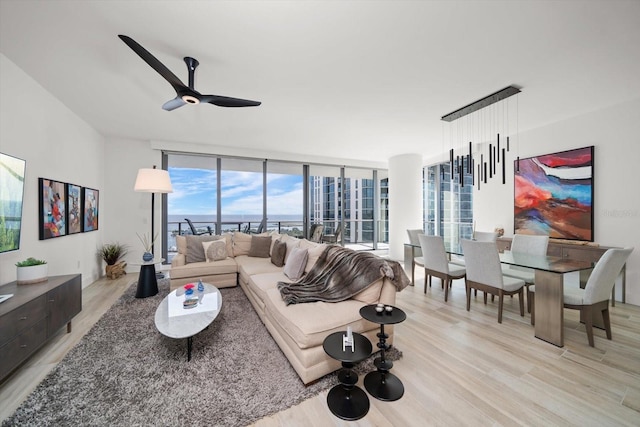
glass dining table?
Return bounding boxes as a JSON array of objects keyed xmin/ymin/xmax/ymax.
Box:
[{"xmin": 404, "ymin": 243, "xmax": 595, "ymax": 347}]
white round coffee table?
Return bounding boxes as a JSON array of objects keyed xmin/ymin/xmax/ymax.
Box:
[{"xmin": 154, "ymin": 282, "xmax": 222, "ymax": 360}]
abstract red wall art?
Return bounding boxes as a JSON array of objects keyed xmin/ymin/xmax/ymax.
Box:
[{"xmin": 514, "ymin": 146, "xmax": 594, "ymax": 241}]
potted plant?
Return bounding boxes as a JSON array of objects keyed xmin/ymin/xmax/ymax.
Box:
[
  {"xmin": 99, "ymin": 243, "xmax": 128, "ymax": 279},
  {"xmin": 137, "ymin": 232, "xmax": 157, "ymax": 262},
  {"xmin": 16, "ymin": 257, "xmax": 48, "ymax": 284}
]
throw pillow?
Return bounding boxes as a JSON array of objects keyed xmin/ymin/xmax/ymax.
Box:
[
  {"xmin": 270, "ymin": 239, "xmax": 287, "ymax": 267},
  {"xmin": 249, "ymin": 235, "xmax": 272, "ymax": 258},
  {"xmin": 280, "ymin": 234, "xmax": 301, "ymax": 263},
  {"xmin": 303, "ymin": 242, "xmax": 327, "ymax": 273},
  {"xmin": 185, "ymin": 235, "xmax": 220, "ymax": 263},
  {"xmin": 232, "ymin": 232, "xmax": 252, "ymax": 257},
  {"xmin": 202, "ymin": 240, "xmax": 227, "ymax": 262},
  {"xmin": 176, "ymin": 235, "xmax": 187, "ymax": 255},
  {"xmin": 283, "ymin": 247, "xmax": 308, "ymax": 280}
]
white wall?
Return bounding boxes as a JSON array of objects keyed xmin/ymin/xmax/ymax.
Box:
[
  {"xmin": 474, "ymin": 97, "xmax": 640, "ymax": 305},
  {"xmin": 102, "ymin": 136, "xmax": 164, "ymax": 265},
  {"xmin": 0, "ymin": 54, "xmax": 105, "ymax": 287}
]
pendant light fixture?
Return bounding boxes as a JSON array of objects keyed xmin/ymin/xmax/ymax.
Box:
[{"xmin": 441, "ymin": 86, "xmax": 521, "ymax": 190}]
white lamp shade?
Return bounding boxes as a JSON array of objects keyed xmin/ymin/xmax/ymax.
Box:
[{"xmin": 134, "ymin": 168, "xmax": 173, "ymax": 193}]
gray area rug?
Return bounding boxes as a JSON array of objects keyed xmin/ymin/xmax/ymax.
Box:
[{"xmin": 3, "ymin": 279, "xmax": 401, "ymax": 426}]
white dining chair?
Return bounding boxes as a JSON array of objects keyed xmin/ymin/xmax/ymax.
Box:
[
  {"xmin": 456, "ymin": 231, "xmax": 500, "ymax": 298},
  {"xmin": 530, "ymin": 247, "xmax": 633, "ymax": 346},
  {"xmin": 502, "ymin": 234, "xmax": 549, "ymax": 312},
  {"xmin": 461, "ymin": 239, "xmax": 525, "ymax": 323},
  {"xmin": 418, "ymin": 234, "xmax": 466, "ymax": 302},
  {"xmin": 473, "ymin": 231, "xmax": 499, "ymax": 242},
  {"xmin": 406, "ymin": 229, "xmax": 424, "ymax": 285},
  {"xmin": 449, "ymin": 230, "xmax": 498, "ymax": 268}
]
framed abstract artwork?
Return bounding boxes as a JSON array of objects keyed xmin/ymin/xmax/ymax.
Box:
[
  {"xmin": 39, "ymin": 178, "xmax": 67, "ymax": 239},
  {"xmin": 514, "ymin": 146, "xmax": 594, "ymax": 241},
  {"xmin": 83, "ymin": 187, "xmax": 99, "ymax": 232},
  {"xmin": 67, "ymin": 183, "xmax": 83, "ymax": 234},
  {"xmin": 0, "ymin": 152, "xmax": 26, "ymax": 253}
]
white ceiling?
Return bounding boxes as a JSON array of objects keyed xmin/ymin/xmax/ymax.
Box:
[{"xmin": 2, "ymin": 0, "xmax": 639, "ymax": 166}]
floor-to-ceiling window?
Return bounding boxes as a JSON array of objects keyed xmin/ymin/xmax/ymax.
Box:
[
  {"xmin": 267, "ymin": 161, "xmax": 303, "ymax": 236},
  {"xmin": 425, "ymin": 162, "xmax": 473, "ymax": 252},
  {"xmin": 164, "ymin": 154, "xmax": 389, "ymax": 261},
  {"xmin": 344, "ymin": 168, "xmax": 375, "ymax": 247},
  {"xmin": 309, "ymin": 165, "xmax": 342, "ymax": 240},
  {"xmin": 166, "ymin": 154, "xmax": 217, "ymax": 256},
  {"xmin": 220, "ymin": 158, "xmax": 264, "ymax": 233}
]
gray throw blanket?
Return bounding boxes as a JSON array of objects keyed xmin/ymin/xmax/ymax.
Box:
[{"xmin": 277, "ymin": 245, "xmax": 410, "ymax": 305}]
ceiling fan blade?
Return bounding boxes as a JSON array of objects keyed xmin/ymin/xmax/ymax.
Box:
[
  {"xmin": 162, "ymin": 97, "xmax": 187, "ymax": 111},
  {"xmin": 118, "ymin": 35, "xmax": 187, "ymax": 93},
  {"xmin": 200, "ymin": 94, "xmax": 262, "ymax": 107}
]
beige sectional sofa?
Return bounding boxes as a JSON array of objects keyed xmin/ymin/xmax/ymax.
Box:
[{"xmin": 170, "ymin": 232, "xmax": 407, "ymax": 384}]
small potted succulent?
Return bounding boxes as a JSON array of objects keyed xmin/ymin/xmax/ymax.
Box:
[
  {"xmin": 16, "ymin": 257, "xmax": 48, "ymax": 284},
  {"xmin": 98, "ymin": 243, "xmax": 128, "ymax": 279}
]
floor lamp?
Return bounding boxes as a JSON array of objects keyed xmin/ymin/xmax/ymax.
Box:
[{"xmin": 134, "ymin": 166, "xmax": 173, "ymax": 278}]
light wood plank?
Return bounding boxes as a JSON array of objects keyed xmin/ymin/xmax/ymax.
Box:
[{"xmin": 2, "ymin": 269, "xmax": 640, "ymax": 425}]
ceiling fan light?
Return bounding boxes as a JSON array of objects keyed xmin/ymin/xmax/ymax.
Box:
[{"xmin": 181, "ymin": 95, "xmax": 200, "ymax": 105}]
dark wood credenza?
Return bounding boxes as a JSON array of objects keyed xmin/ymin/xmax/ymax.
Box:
[{"xmin": 0, "ymin": 274, "xmax": 82, "ymax": 382}]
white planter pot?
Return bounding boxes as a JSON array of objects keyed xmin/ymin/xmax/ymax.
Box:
[{"xmin": 17, "ymin": 264, "xmax": 48, "ymax": 285}]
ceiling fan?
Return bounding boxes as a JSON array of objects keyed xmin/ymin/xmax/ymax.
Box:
[{"xmin": 118, "ymin": 35, "xmax": 261, "ymax": 110}]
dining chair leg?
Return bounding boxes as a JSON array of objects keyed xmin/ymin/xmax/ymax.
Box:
[
  {"xmin": 483, "ymin": 292, "xmax": 488, "ymax": 305},
  {"xmin": 498, "ymin": 290, "xmax": 504, "ymax": 323},
  {"xmin": 603, "ymin": 306, "xmax": 612, "ymax": 340},
  {"xmin": 444, "ymin": 278, "xmax": 450, "ymax": 302},
  {"xmin": 583, "ymin": 305, "xmax": 595, "ymax": 347},
  {"xmin": 519, "ymin": 289, "xmax": 524, "ymax": 317},
  {"xmin": 526, "ymin": 284, "xmax": 532, "ymax": 313},
  {"xmin": 465, "ymin": 281, "xmax": 471, "ymax": 311}
]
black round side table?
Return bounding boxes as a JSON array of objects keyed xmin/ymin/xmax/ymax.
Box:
[
  {"xmin": 359, "ymin": 304, "xmax": 407, "ymax": 401},
  {"xmin": 322, "ymin": 331, "xmax": 373, "ymax": 421}
]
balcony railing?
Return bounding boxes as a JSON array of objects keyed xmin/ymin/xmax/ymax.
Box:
[{"xmin": 166, "ymin": 218, "xmax": 389, "ymax": 262}]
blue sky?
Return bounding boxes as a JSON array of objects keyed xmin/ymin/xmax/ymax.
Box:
[{"xmin": 167, "ymin": 167, "xmax": 303, "ymax": 217}]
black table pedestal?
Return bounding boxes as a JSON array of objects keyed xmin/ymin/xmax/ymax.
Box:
[
  {"xmin": 359, "ymin": 305, "xmax": 407, "ymax": 402},
  {"xmin": 326, "ymin": 363, "xmax": 370, "ymax": 421},
  {"xmin": 135, "ymin": 264, "xmax": 158, "ymax": 298},
  {"xmin": 323, "ymin": 331, "xmax": 373, "ymax": 421}
]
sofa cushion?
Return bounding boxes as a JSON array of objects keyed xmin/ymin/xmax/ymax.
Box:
[
  {"xmin": 270, "ymin": 240, "xmax": 287, "ymax": 267},
  {"xmin": 352, "ymin": 278, "xmax": 384, "ymax": 304},
  {"xmin": 298, "ymin": 240, "xmax": 327, "ymax": 273},
  {"xmin": 236, "ymin": 256, "xmax": 283, "ymax": 283},
  {"xmin": 185, "ymin": 235, "xmax": 221, "ymax": 263},
  {"xmin": 284, "ymin": 247, "xmax": 308, "ymax": 280},
  {"xmin": 233, "ymin": 232, "xmax": 252, "ymax": 257},
  {"xmin": 169, "ymin": 258, "xmax": 238, "ymax": 279},
  {"xmin": 203, "ymin": 240, "xmax": 227, "ymax": 262},
  {"xmin": 249, "ymin": 235, "xmax": 272, "ymax": 258},
  {"xmin": 264, "ymin": 288, "xmax": 370, "ymax": 349},
  {"xmin": 247, "ymin": 271, "xmax": 289, "ymax": 303}
]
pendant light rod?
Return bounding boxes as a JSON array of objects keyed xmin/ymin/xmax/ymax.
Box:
[{"xmin": 441, "ymin": 86, "xmax": 521, "ymax": 122}]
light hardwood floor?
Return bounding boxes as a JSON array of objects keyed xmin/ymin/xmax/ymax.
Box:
[{"xmin": 2, "ymin": 270, "xmax": 639, "ymax": 425}]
